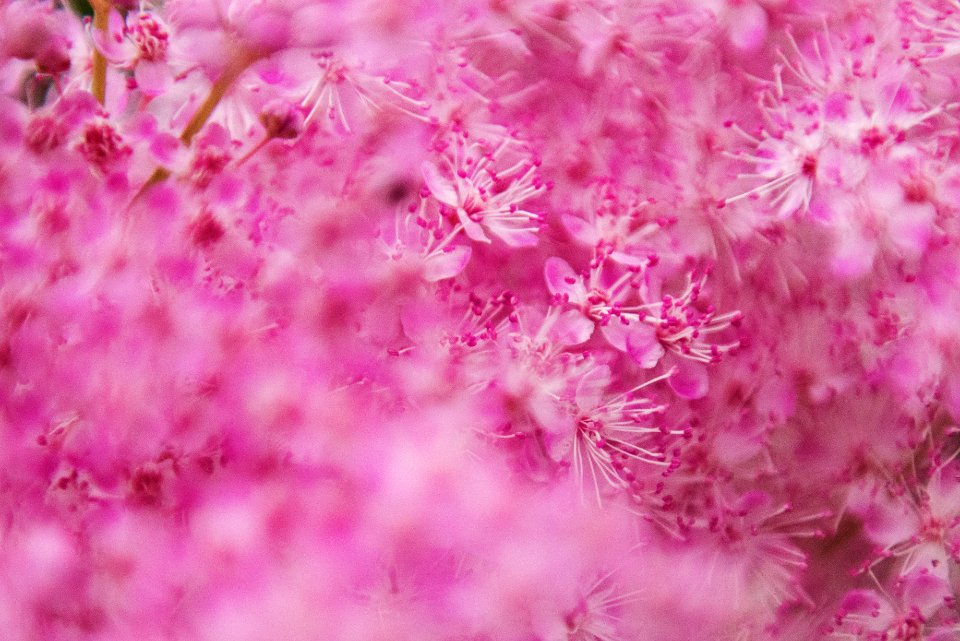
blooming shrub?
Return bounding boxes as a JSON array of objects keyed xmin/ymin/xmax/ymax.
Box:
[{"xmin": 2, "ymin": 0, "xmax": 960, "ymax": 639}]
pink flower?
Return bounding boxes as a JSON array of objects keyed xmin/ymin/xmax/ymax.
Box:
[
  {"xmin": 377, "ymin": 208, "xmax": 473, "ymax": 284},
  {"xmin": 4, "ymin": 1, "xmax": 960, "ymax": 639},
  {"xmin": 90, "ymin": 9, "xmax": 173, "ymax": 95},
  {"xmin": 545, "ymin": 253, "xmax": 740, "ymax": 373},
  {"xmin": 166, "ymin": 0, "xmax": 345, "ymax": 66},
  {"xmin": 299, "ymin": 53, "xmax": 430, "ymax": 133},
  {"xmin": 421, "ymin": 129, "xmax": 546, "ymax": 247}
]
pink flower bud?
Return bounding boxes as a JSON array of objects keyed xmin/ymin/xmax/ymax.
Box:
[{"xmin": 2, "ymin": 8, "xmax": 50, "ymax": 60}]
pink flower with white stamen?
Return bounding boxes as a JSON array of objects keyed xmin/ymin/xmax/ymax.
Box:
[{"xmin": 421, "ymin": 128, "xmax": 547, "ymax": 247}]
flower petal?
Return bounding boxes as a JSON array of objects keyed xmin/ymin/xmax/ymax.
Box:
[
  {"xmin": 420, "ymin": 161, "xmax": 459, "ymax": 207},
  {"xmin": 544, "ymin": 257, "xmax": 585, "ymax": 302},
  {"xmin": 90, "ymin": 8, "xmax": 132, "ymax": 64},
  {"xmin": 600, "ymin": 321, "xmax": 629, "ymax": 352},
  {"xmin": 575, "ymin": 365, "xmax": 612, "ymax": 412},
  {"xmin": 669, "ymin": 359, "xmax": 709, "ymax": 400},
  {"xmin": 626, "ymin": 324, "xmax": 665, "ymax": 369},
  {"xmin": 135, "ymin": 61, "xmax": 171, "ymax": 97},
  {"xmin": 548, "ymin": 309, "xmax": 594, "ymax": 346},
  {"xmin": 456, "ymin": 207, "xmax": 491, "ymax": 244},
  {"xmin": 489, "ymin": 222, "xmax": 539, "ymax": 248},
  {"xmin": 561, "ymin": 214, "xmax": 600, "ymax": 245},
  {"xmin": 422, "ymin": 245, "xmax": 471, "ymax": 282}
]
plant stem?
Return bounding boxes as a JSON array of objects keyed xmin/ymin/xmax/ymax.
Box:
[
  {"xmin": 179, "ymin": 53, "xmax": 256, "ymax": 145},
  {"xmin": 130, "ymin": 52, "xmax": 256, "ymax": 205},
  {"xmin": 90, "ymin": 0, "xmax": 110, "ymax": 105},
  {"xmin": 234, "ymin": 135, "xmax": 271, "ymax": 167}
]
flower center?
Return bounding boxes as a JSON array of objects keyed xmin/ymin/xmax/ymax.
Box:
[
  {"xmin": 131, "ymin": 14, "xmax": 169, "ymax": 63},
  {"xmin": 76, "ymin": 121, "xmax": 131, "ymax": 168}
]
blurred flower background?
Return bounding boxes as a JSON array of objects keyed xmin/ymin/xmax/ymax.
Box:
[{"xmin": 2, "ymin": 1, "xmax": 960, "ymax": 639}]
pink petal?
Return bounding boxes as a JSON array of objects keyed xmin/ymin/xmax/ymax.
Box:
[
  {"xmin": 490, "ymin": 225, "xmax": 539, "ymax": 248},
  {"xmin": 135, "ymin": 61, "xmax": 171, "ymax": 97},
  {"xmin": 577, "ymin": 36, "xmax": 607, "ymax": 77},
  {"xmin": 831, "ymin": 226, "xmax": 875, "ymax": 280},
  {"xmin": 238, "ymin": 9, "xmax": 292, "ymax": 56},
  {"xmin": 902, "ymin": 570, "xmax": 951, "ymax": 616},
  {"xmin": 600, "ymin": 321, "xmax": 629, "ymax": 352},
  {"xmin": 561, "ymin": 214, "xmax": 600, "ymax": 246},
  {"xmin": 149, "ymin": 132, "xmax": 184, "ymax": 167},
  {"xmin": 734, "ymin": 490, "xmax": 773, "ymax": 514},
  {"xmin": 943, "ymin": 373, "xmax": 960, "ymax": 422},
  {"xmin": 887, "ymin": 201, "xmax": 933, "ymax": 260},
  {"xmin": 773, "ymin": 181, "xmax": 809, "ymax": 218},
  {"xmin": 626, "ymin": 324, "xmax": 665, "ymax": 369},
  {"xmin": 726, "ymin": 2, "xmax": 768, "ymax": 52},
  {"xmin": 544, "ymin": 257, "xmax": 586, "ymax": 302},
  {"xmin": 548, "ymin": 309, "xmax": 594, "ymax": 346},
  {"xmin": 420, "ymin": 162, "xmax": 459, "ymax": 208},
  {"xmin": 90, "ymin": 9, "xmax": 131, "ymax": 63},
  {"xmin": 531, "ymin": 391, "xmax": 572, "ymax": 438},
  {"xmin": 838, "ymin": 589, "xmax": 893, "ymax": 630},
  {"xmin": 609, "ymin": 250, "xmax": 647, "ymax": 267},
  {"xmin": 422, "ymin": 245, "xmax": 471, "ymax": 282},
  {"xmin": 823, "ymin": 92, "xmax": 853, "ymax": 121},
  {"xmin": 839, "ymin": 589, "xmax": 882, "ymax": 613},
  {"xmin": 456, "ymin": 207, "xmax": 491, "ymax": 244},
  {"xmin": 927, "ymin": 465, "xmax": 960, "ymax": 520},
  {"xmin": 669, "ymin": 359, "xmax": 709, "ymax": 400},
  {"xmin": 847, "ymin": 485, "xmax": 919, "ymax": 547},
  {"xmin": 543, "ymin": 431, "xmax": 574, "ymax": 464},
  {"xmin": 575, "ymin": 365, "xmax": 612, "ymax": 412},
  {"xmin": 399, "ymin": 299, "xmax": 443, "ymax": 343}
]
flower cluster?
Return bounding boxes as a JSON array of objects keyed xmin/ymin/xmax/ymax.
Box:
[{"xmin": 3, "ymin": 1, "xmax": 960, "ymax": 640}]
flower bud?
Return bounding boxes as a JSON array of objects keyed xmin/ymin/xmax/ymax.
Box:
[
  {"xmin": 259, "ymin": 99, "xmax": 303, "ymax": 140},
  {"xmin": 2, "ymin": 8, "xmax": 50, "ymax": 60}
]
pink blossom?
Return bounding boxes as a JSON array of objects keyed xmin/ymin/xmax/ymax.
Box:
[
  {"xmin": 421, "ymin": 128, "xmax": 546, "ymax": 247},
  {"xmin": 3, "ymin": 1, "xmax": 960, "ymax": 639}
]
